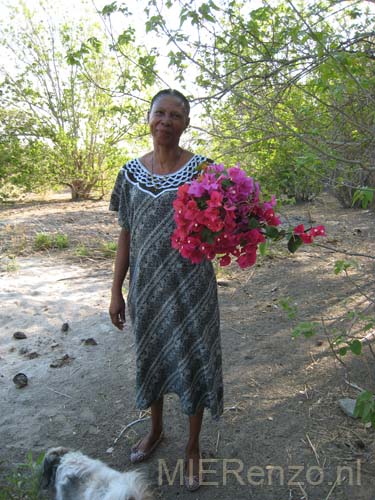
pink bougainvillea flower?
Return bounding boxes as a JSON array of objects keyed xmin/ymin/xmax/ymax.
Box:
[
  {"xmin": 189, "ymin": 172, "xmax": 220, "ymax": 195},
  {"xmin": 207, "ymin": 190, "xmax": 224, "ymax": 208},
  {"xmin": 310, "ymin": 225, "xmax": 326, "ymax": 237},
  {"xmin": 237, "ymin": 248, "xmax": 257, "ymax": 269},
  {"xmin": 183, "ymin": 199, "xmax": 200, "ymax": 221},
  {"xmin": 263, "ymin": 208, "xmax": 281, "ymax": 227},
  {"xmin": 219, "ymin": 254, "xmax": 231, "ymax": 266},
  {"xmin": 171, "ymin": 163, "xmax": 325, "ymax": 269},
  {"xmin": 299, "ymin": 233, "xmax": 314, "ymax": 244},
  {"xmin": 188, "ymin": 180, "xmax": 207, "ymax": 197}
]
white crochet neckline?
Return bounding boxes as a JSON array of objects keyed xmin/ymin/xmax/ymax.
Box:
[{"xmin": 122, "ymin": 155, "xmax": 206, "ymax": 198}]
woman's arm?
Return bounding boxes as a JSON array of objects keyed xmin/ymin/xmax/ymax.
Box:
[{"xmin": 109, "ymin": 228, "xmax": 130, "ymax": 330}]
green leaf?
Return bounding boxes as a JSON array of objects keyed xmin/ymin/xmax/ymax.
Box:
[
  {"xmin": 36, "ymin": 451, "xmax": 46, "ymax": 465},
  {"xmin": 145, "ymin": 15, "xmax": 163, "ymax": 33},
  {"xmin": 248, "ymin": 217, "xmax": 260, "ymax": 229},
  {"xmin": 292, "ymin": 321, "xmax": 318, "ymax": 338},
  {"xmin": 101, "ymin": 2, "xmax": 117, "ymax": 16},
  {"xmin": 349, "ymin": 339, "xmax": 362, "ymax": 355},
  {"xmin": 87, "ymin": 37, "xmax": 102, "ymax": 52},
  {"xmin": 332, "ymin": 334, "xmax": 345, "ymax": 346},
  {"xmin": 361, "ymin": 401, "xmax": 374, "ymax": 423},
  {"xmin": 258, "ymin": 241, "xmax": 268, "ymax": 256},
  {"xmin": 364, "ymin": 322, "xmax": 374, "ymax": 332},
  {"xmin": 221, "ymin": 179, "xmax": 234, "ymax": 189},
  {"xmin": 201, "ymin": 227, "xmax": 216, "ymax": 244},
  {"xmin": 338, "ymin": 346, "xmax": 348, "ymax": 356},
  {"xmin": 356, "ymin": 391, "xmax": 373, "ymax": 404},
  {"xmin": 352, "ymin": 187, "xmax": 374, "ymax": 209},
  {"xmin": 279, "ymin": 297, "xmax": 298, "ymax": 320},
  {"xmin": 265, "ymin": 226, "xmax": 280, "ymax": 239},
  {"xmin": 288, "ymin": 235, "xmax": 303, "ymax": 253},
  {"xmin": 117, "ymin": 29, "xmax": 135, "ymax": 45},
  {"xmin": 334, "ymin": 260, "xmax": 352, "ymax": 275},
  {"xmin": 66, "ymin": 52, "xmax": 81, "ymax": 66}
]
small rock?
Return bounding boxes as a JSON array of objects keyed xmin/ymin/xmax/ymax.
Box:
[
  {"xmin": 50, "ymin": 342, "xmax": 60, "ymax": 349},
  {"xmin": 82, "ymin": 338, "xmax": 98, "ymax": 346},
  {"xmin": 339, "ymin": 398, "xmax": 358, "ymax": 418},
  {"xmin": 26, "ymin": 352, "xmax": 39, "ymax": 359},
  {"xmin": 106, "ymin": 447, "xmax": 114, "ymax": 454},
  {"xmin": 355, "ymin": 439, "xmax": 366, "ymax": 450},
  {"xmin": 13, "ymin": 373, "xmax": 28, "ymax": 388},
  {"xmin": 19, "ymin": 347, "xmax": 29, "ymax": 355},
  {"xmin": 61, "ymin": 322, "xmax": 69, "ymax": 332},
  {"xmin": 217, "ymin": 280, "xmax": 231, "ymax": 287},
  {"xmin": 13, "ymin": 331, "xmax": 27, "ymax": 340},
  {"xmin": 88, "ymin": 425, "xmax": 100, "ymax": 435},
  {"xmin": 50, "ymin": 354, "xmax": 73, "ymax": 368}
]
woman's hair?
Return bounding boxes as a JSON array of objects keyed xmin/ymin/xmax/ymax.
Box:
[{"xmin": 149, "ymin": 89, "xmax": 190, "ymax": 116}]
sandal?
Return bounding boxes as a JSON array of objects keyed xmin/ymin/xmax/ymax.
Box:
[
  {"xmin": 130, "ymin": 431, "xmax": 164, "ymax": 464},
  {"xmin": 184, "ymin": 456, "xmax": 203, "ymax": 492}
]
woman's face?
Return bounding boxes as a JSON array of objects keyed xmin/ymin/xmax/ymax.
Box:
[{"xmin": 148, "ymin": 95, "xmax": 190, "ymax": 147}]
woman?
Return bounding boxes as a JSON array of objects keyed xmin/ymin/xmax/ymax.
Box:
[{"xmin": 109, "ymin": 89, "xmax": 223, "ymax": 491}]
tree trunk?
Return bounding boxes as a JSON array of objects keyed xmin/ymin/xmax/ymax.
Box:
[{"xmin": 69, "ymin": 179, "xmax": 93, "ymax": 200}]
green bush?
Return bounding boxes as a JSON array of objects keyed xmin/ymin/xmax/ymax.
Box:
[
  {"xmin": 101, "ymin": 240, "xmax": 117, "ymax": 258},
  {"xmin": 0, "ymin": 451, "xmax": 46, "ymax": 500},
  {"xmin": 34, "ymin": 233, "xmax": 53, "ymax": 250},
  {"xmin": 54, "ymin": 233, "xmax": 69, "ymax": 249},
  {"xmin": 34, "ymin": 233, "xmax": 69, "ymax": 250},
  {"xmin": 74, "ymin": 243, "xmax": 89, "ymax": 256}
]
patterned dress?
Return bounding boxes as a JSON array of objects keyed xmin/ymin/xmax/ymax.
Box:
[{"xmin": 109, "ymin": 154, "xmax": 223, "ymax": 419}]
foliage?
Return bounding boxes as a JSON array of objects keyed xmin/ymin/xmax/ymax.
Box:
[
  {"xmin": 141, "ymin": 0, "xmax": 375, "ymax": 205},
  {"xmin": 54, "ymin": 233, "xmax": 69, "ymax": 249},
  {"xmin": 352, "ymin": 187, "xmax": 374, "ymax": 209},
  {"xmin": 34, "ymin": 232, "xmax": 69, "ymax": 250},
  {"xmin": 280, "ymin": 257, "xmax": 375, "ymax": 427},
  {"xmin": 0, "ymin": 1, "xmax": 153, "ymax": 200},
  {"xmin": 354, "ymin": 391, "xmax": 375, "ymax": 426},
  {"xmin": 33, "ymin": 233, "xmax": 54, "ymax": 251},
  {"xmin": 0, "ymin": 450, "xmax": 45, "ymax": 500},
  {"xmin": 3, "ymin": 256, "xmax": 19, "ymax": 272},
  {"xmin": 74, "ymin": 243, "xmax": 89, "ymax": 257},
  {"xmin": 101, "ymin": 240, "xmax": 117, "ymax": 257}
]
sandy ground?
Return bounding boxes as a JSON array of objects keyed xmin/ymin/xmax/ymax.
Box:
[{"xmin": 1, "ymin": 194, "xmax": 375, "ymax": 499}]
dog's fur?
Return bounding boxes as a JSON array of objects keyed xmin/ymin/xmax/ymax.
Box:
[{"xmin": 41, "ymin": 447, "xmax": 152, "ymax": 500}]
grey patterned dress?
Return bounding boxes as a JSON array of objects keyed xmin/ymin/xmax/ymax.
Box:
[{"xmin": 109, "ymin": 155, "xmax": 223, "ymax": 419}]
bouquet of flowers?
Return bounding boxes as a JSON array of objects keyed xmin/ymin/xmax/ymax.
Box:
[{"xmin": 171, "ymin": 163, "xmax": 325, "ymax": 269}]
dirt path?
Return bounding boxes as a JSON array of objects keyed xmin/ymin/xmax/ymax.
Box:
[{"xmin": 0, "ymin": 195, "xmax": 374, "ymax": 499}]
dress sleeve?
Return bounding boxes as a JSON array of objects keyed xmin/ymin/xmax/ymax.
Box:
[{"xmin": 109, "ymin": 168, "xmax": 130, "ymax": 230}]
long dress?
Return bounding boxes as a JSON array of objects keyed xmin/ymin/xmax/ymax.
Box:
[{"xmin": 109, "ymin": 154, "xmax": 223, "ymax": 419}]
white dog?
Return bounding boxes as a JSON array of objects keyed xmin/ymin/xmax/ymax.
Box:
[{"xmin": 41, "ymin": 447, "xmax": 152, "ymax": 500}]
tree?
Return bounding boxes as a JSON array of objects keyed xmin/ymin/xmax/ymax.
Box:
[
  {"xmin": 0, "ymin": 1, "xmax": 153, "ymax": 199},
  {"xmin": 139, "ymin": 0, "xmax": 375, "ymax": 203}
]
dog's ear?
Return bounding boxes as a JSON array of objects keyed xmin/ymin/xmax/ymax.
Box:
[{"xmin": 40, "ymin": 447, "xmax": 69, "ymax": 489}]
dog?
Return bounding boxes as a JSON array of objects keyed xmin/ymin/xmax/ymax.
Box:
[{"xmin": 41, "ymin": 447, "xmax": 153, "ymax": 500}]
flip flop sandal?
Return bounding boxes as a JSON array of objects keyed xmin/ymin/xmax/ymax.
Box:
[
  {"xmin": 130, "ymin": 431, "xmax": 164, "ymax": 464},
  {"xmin": 184, "ymin": 456, "xmax": 203, "ymax": 492}
]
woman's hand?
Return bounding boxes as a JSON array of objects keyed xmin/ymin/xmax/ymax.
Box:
[
  {"xmin": 109, "ymin": 292, "xmax": 126, "ymax": 330},
  {"xmin": 109, "ymin": 228, "xmax": 130, "ymax": 331}
]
